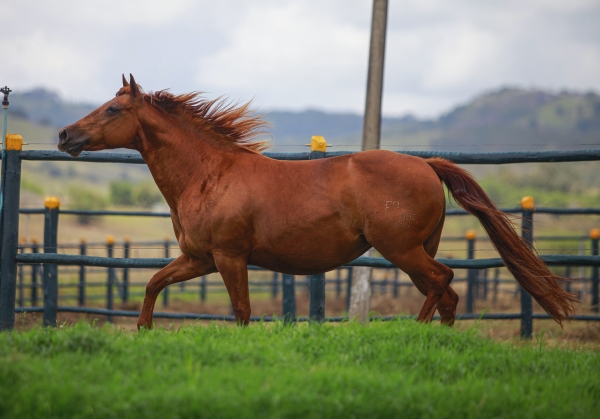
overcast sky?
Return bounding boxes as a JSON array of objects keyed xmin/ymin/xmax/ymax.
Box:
[{"xmin": 1, "ymin": 0, "xmax": 599, "ymax": 117}]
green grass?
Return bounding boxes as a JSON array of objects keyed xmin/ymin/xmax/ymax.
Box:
[{"xmin": 0, "ymin": 321, "xmax": 598, "ymax": 419}]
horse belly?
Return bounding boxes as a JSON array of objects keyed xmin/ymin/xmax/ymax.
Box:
[
  {"xmin": 248, "ymin": 223, "xmax": 369, "ymax": 275},
  {"xmin": 249, "ymin": 248, "xmax": 368, "ymax": 275}
]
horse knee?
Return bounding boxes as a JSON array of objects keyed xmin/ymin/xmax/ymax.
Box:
[
  {"xmin": 441, "ymin": 267, "xmax": 454, "ymax": 287},
  {"xmin": 146, "ymin": 282, "xmax": 157, "ymax": 296},
  {"xmin": 145, "ymin": 275, "xmax": 165, "ymax": 296},
  {"xmin": 429, "ymin": 268, "xmax": 455, "ymax": 297}
]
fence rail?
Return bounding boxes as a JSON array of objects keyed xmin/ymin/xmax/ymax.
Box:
[
  {"xmin": 3, "ymin": 145, "xmax": 600, "ymax": 335},
  {"xmin": 16, "ymin": 253, "xmax": 600, "ymax": 269},
  {"xmin": 15, "ymin": 149, "xmax": 600, "ymax": 164},
  {"xmin": 19, "ymin": 208, "xmax": 171, "ymax": 217}
]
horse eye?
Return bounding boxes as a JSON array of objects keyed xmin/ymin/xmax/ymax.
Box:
[{"xmin": 106, "ymin": 106, "xmax": 120, "ymax": 115}]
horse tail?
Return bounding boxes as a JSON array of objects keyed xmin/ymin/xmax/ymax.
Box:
[{"xmin": 426, "ymin": 157, "xmax": 577, "ymax": 324}]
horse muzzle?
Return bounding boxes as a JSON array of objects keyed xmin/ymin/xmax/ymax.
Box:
[{"xmin": 58, "ymin": 127, "xmax": 87, "ymax": 157}]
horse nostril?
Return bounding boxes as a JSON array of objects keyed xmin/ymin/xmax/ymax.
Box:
[{"xmin": 59, "ymin": 128, "xmax": 68, "ymax": 143}]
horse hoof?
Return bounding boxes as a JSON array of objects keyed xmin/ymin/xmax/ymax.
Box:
[{"xmin": 137, "ymin": 321, "xmax": 152, "ymax": 331}]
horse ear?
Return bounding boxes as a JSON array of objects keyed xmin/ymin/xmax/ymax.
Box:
[
  {"xmin": 129, "ymin": 74, "xmax": 139, "ymax": 97},
  {"xmin": 122, "ymin": 74, "xmax": 129, "ymax": 87}
]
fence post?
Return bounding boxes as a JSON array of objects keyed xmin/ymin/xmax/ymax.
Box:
[
  {"xmin": 18, "ymin": 238, "xmax": 25, "ymax": 307},
  {"xmin": 309, "ymin": 274, "xmax": 326, "ymax": 322},
  {"xmin": 565, "ymin": 266, "xmax": 572, "ymax": 293},
  {"xmin": 122, "ymin": 238, "xmax": 129, "ymax": 303},
  {"xmin": 465, "ymin": 230, "xmax": 476, "ymax": 313},
  {"xmin": 493, "ymin": 268, "xmax": 500, "ymax": 304},
  {"xmin": 106, "ymin": 235, "xmax": 114, "ymax": 323},
  {"xmin": 282, "ymin": 273, "xmax": 296, "ymax": 324},
  {"xmin": 349, "ymin": 0, "xmax": 388, "ymax": 321},
  {"xmin": 482, "ymin": 268, "xmax": 488, "ymax": 301},
  {"xmin": 307, "ymin": 135, "xmax": 327, "ymax": 322},
  {"xmin": 578, "ymin": 240, "xmax": 585, "ymax": 300},
  {"xmin": 31, "ymin": 238, "xmax": 39, "ymax": 306},
  {"xmin": 335, "ymin": 269, "xmax": 342, "ymax": 298},
  {"xmin": 42, "ymin": 196, "xmax": 60, "ymax": 327},
  {"xmin": 346, "ymin": 267, "xmax": 352, "ymax": 311},
  {"xmin": 591, "ymin": 228, "xmax": 599, "ymax": 312},
  {"xmin": 520, "ymin": 196, "xmax": 534, "ymax": 339},
  {"xmin": 0, "ymin": 134, "xmax": 23, "ymax": 331},
  {"xmin": 78, "ymin": 238, "xmax": 86, "ymax": 306},
  {"xmin": 271, "ymin": 272, "xmax": 279, "ymax": 299},
  {"xmin": 200, "ymin": 276, "xmax": 206, "ymax": 302},
  {"xmin": 393, "ymin": 268, "xmax": 399, "ymax": 298},
  {"xmin": 163, "ymin": 238, "xmax": 169, "ymax": 307}
]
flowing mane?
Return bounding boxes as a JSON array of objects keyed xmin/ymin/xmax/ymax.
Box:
[{"xmin": 116, "ymin": 86, "xmax": 271, "ymax": 153}]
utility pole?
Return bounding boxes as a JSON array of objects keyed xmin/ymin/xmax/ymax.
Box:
[{"xmin": 349, "ymin": 0, "xmax": 388, "ymax": 322}]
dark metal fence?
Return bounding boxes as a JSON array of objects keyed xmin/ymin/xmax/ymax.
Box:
[
  {"xmin": 3, "ymin": 147, "xmax": 600, "ymax": 337},
  {"xmin": 13, "ymin": 222, "xmax": 600, "ymax": 314}
]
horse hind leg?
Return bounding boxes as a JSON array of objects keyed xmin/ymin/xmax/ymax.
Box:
[
  {"xmin": 383, "ymin": 247, "xmax": 454, "ymax": 323},
  {"xmin": 423, "ymin": 214, "xmax": 459, "ymax": 326}
]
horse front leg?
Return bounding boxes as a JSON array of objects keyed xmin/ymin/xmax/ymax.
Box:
[
  {"xmin": 213, "ymin": 254, "xmax": 251, "ymax": 325},
  {"xmin": 138, "ymin": 254, "xmax": 216, "ymax": 330}
]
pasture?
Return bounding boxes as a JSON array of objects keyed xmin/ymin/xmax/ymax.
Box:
[{"xmin": 0, "ymin": 320, "xmax": 598, "ymax": 419}]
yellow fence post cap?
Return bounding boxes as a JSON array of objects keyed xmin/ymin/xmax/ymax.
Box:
[
  {"xmin": 591, "ymin": 228, "xmax": 600, "ymax": 240},
  {"xmin": 106, "ymin": 235, "xmax": 115, "ymax": 245},
  {"xmin": 124, "ymin": 237, "xmax": 131, "ymax": 243},
  {"xmin": 521, "ymin": 196, "xmax": 535, "ymax": 210},
  {"xmin": 80, "ymin": 238, "xmax": 87, "ymax": 244},
  {"xmin": 44, "ymin": 196, "xmax": 60, "ymax": 209},
  {"xmin": 31, "ymin": 237, "xmax": 38, "ymax": 245},
  {"xmin": 310, "ymin": 135, "xmax": 327, "ymax": 152},
  {"xmin": 5, "ymin": 134, "xmax": 23, "ymax": 151},
  {"xmin": 465, "ymin": 230, "xmax": 477, "ymax": 240}
]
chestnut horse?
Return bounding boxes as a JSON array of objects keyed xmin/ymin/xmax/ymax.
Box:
[{"xmin": 58, "ymin": 75, "xmax": 576, "ymax": 329}]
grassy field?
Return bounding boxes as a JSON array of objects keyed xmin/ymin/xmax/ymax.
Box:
[{"xmin": 0, "ymin": 321, "xmax": 598, "ymax": 419}]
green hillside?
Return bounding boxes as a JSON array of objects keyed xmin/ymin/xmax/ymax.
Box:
[
  {"xmin": 5, "ymin": 116, "xmax": 56, "ymax": 148},
  {"xmin": 433, "ymin": 88, "xmax": 600, "ymax": 151},
  {"xmin": 265, "ymin": 88, "xmax": 600, "ymax": 152}
]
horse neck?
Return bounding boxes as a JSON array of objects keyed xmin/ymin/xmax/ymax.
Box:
[{"xmin": 134, "ymin": 109, "xmax": 238, "ymax": 209}]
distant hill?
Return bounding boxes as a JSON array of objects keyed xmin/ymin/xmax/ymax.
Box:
[
  {"xmin": 8, "ymin": 88, "xmax": 97, "ymax": 129},
  {"xmin": 280, "ymin": 88, "xmax": 600, "ymax": 152},
  {"xmin": 432, "ymin": 88, "xmax": 600, "ymax": 151},
  {"xmin": 7, "ymin": 86, "xmax": 600, "ymax": 152},
  {"xmin": 7, "ymin": 86, "xmax": 600, "ymax": 209}
]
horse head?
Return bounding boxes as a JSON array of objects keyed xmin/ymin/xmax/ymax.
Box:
[{"xmin": 58, "ymin": 74, "xmax": 143, "ymax": 156}]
